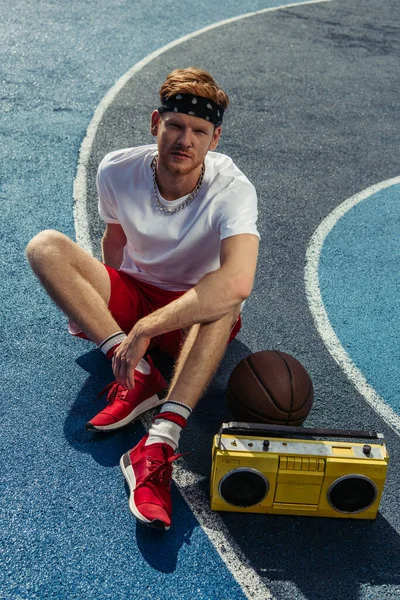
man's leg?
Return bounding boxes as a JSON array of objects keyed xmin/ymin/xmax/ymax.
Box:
[
  {"xmin": 27, "ymin": 229, "xmax": 168, "ymax": 431},
  {"xmin": 120, "ymin": 308, "xmax": 240, "ymax": 530},
  {"xmin": 26, "ymin": 229, "xmax": 118, "ymax": 343},
  {"xmin": 145, "ymin": 309, "xmax": 238, "ymax": 447},
  {"xmin": 167, "ymin": 310, "xmax": 238, "ymax": 408}
]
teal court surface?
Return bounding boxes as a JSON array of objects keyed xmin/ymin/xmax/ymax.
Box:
[{"xmin": 1, "ymin": 0, "xmax": 400, "ymax": 598}]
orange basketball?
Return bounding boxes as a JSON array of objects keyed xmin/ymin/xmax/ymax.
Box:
[{"xmin": 227, "ymin": 350, "xmax": 314, "ymax": 425}]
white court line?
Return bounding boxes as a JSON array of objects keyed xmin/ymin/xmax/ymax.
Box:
[
  {"xmin": 305, "ymin": 177, "xmax": 400, "ymax": 437},
  {"xmin": 72, "ymin": 2, "xmax": 331, "ymax": 599},
  {"xmin": 140, "ymin": 414, "xmax": 273, "ymax": 600}
]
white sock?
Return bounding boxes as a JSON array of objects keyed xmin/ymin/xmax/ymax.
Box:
[
  {"xmin": 98, "ymin": 332, "xmax": 150, "ymax": 374},
  {"xmin": 135, "ymin": 358, "xmax": 151, "ymax": 375},
  {"xmin": 146, "ymin": 401, "xmax": 192, "ymax": 450},
  {"xmin": 98, "ymin": 331, "xmax": 126, "ymax": 356}
]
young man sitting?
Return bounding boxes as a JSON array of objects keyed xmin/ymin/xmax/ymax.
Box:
[{"xmin": 26, "ymin": 67, "xmax": 260, "ymax": 530}]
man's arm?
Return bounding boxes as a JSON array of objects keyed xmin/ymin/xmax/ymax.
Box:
[
  {"xmin": 101, "ymin": 223, "xmax": 127, "ymax": 269},
  {"xmin": 138, "ymin": 233, "xmax": 259, "ymax": 335},
  {"xmin": 113, "ymin": 233, "xmax": 259, "ymax": 387}
]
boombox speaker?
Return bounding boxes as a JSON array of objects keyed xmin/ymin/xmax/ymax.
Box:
[{"xmin": 210, "ymin": 422, "xmax": 389, "ymax": 519}]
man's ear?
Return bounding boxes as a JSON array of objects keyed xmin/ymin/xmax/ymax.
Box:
[
  {"xmin": 209, "ymin": 126, "xmax": 222, "ymax": 151},
  {"xmin": 150, "ymin": 110, "xmax": 161, "ymax": 136}
]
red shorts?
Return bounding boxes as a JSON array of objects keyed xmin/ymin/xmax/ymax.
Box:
[{"xmin": 70, "ymin": 265, "xmax": 241, "ymax": 358}]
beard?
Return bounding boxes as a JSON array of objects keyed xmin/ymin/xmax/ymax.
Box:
[{"xmin": 158, "ymin": 146, "xmax": 204, "ymax": 178}]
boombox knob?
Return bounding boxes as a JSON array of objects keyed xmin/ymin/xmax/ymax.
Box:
[
  {"xmin": 363, "ymin": 444, "xmax": 372, "ymax": 456},
  {"xmin": 263, "ymin": 440, "xmax": 270, "ymax": 451}
]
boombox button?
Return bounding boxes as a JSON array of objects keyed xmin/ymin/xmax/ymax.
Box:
[
  {"xmin": 263, "ymin": 440, "xmax": 270, "ymax": 451},
  {"xmin": 363, "ymin": 444, "xmax": 372, "ymax": 456}
]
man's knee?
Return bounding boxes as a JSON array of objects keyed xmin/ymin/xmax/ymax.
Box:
[{"xmin": 26, "ymin": 229, "xmax": 73, "ymax": 269}]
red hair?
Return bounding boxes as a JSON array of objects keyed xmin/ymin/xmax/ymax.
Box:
[{"xmin": 159, "ymin": 67, "xmax": 229, "ymax": 110}]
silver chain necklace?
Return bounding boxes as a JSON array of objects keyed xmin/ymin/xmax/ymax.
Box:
[{"xmin": 151, "ymin": 156, "xmax": 205, "ymax": 215}]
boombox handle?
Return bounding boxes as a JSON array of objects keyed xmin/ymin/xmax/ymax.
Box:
[{"xmin": 219, "ymin": 421, "xmax": 384, "ymax": 440}]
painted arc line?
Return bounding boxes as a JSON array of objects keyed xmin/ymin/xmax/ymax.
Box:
[
  {"xmin": 140, "ymin": 414, "xmax": 274, "ymax": 600},
  {"xmin": 304, "ymin": 176, "xmax": 400, "ymax": 438},
  {"xmin": 73, "ymin": 0, "xmax": 331, "ymax": 255},
  {"xmin": 72, "ymin": 2, "xmax": 331, "ymax": 599}
]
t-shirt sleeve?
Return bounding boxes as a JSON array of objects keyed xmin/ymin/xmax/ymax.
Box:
[
  {"xmin": 215, "ymin": 180, "xmax": 260, "ymax": 241},
  {"xmin": 97, "ymin": 157, "xmax": 120, "ymax": 224}
]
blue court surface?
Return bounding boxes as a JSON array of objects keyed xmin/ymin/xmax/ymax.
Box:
[{"xmin": 2, "ymin": 0, "xmax": 400, "ymax": 599}]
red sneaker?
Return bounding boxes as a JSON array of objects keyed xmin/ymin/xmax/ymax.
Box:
[
  {"xmin": 120, "ymin": 435, "xmax": 182, "ymax": 530},
  {"xmin": 85, "ymin": 357, "xmax": 167, "ymax": 432}
]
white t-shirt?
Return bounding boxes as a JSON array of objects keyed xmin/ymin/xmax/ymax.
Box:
[{"xmin": 97, "ymin": 144, "xmax": 259, "ymax": 291}]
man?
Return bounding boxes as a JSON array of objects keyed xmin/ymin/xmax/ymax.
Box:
[{"xmin": 26, "ymin": 67, "xmax": 259, "ymax": 531}]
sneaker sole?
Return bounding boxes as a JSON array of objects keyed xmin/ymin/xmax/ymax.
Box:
[
  {"xmin": 120, "ymin": 452, "xmax": 170, "ymax": 531},
  {"xmin": 85, "ymin": 390, "xmax": 166, "ymax": 432}
]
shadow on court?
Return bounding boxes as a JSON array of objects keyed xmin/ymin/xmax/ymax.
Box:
[
  {"xmin": 62, "ymin": 341, "xmax": 400, "ymax": 599},
  {"xmin": 62, "ymin": 340, "xmax": 254, "ymax": 570},
  {"xmin": 63, "ymin": 339, "xmax": 252, "ymax": 470},
  {"xmin": 62, "ymin": 349, "xmax": 141, "ymax": 466},
  {"xmin": 221, "ymin": 511, "xmax": 400, "ymax": 600},
  {"xmin": 134, "ymin": 499, "xmax": 199, "ymax": 573}
]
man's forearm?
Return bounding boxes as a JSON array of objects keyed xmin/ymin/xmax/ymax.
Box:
[{"xmin": 133, "ymin": 268, "xmax": 247, "ymax": 340}]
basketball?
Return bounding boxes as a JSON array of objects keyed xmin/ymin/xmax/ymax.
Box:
[{"xmin": 226, "ymin": 350, "xmax": 313, "ymax": 426}]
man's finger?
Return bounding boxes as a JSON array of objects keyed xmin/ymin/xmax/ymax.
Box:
[
  {"xmin": 117, "ymin": 359, "xmax": 128, "ymax": 386},
  {"xmin": 126, "ymin": 367, "xmax": 136, "ymax": 390}
]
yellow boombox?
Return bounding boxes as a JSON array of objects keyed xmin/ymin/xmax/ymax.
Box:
[{"xmin": 210, "ymin": 422, "xmax": 389, "ymax": 519}]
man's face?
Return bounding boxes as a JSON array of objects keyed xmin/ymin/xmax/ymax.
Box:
[{"xmin": 151, "ymin": 110, "xmax": 221, "ymax": 176}]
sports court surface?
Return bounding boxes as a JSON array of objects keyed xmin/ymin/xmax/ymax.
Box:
[{"xmin": 1, "ymin": 0, "xmax": 400, "ymax": 598}]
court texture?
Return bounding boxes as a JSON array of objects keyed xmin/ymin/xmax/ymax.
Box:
[{"xmin": 1, "ymin": 0, "xmax": 399, "ymax": 598}]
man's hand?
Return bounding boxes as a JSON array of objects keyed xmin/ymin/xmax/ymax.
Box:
[{"xmin": 112, "ymin": 328, "xmax": 151, "ymax": 389}]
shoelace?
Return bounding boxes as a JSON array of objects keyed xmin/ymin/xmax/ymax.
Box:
[
  {"xmin": 97, "ymin": 381, "xmax": 128, "ymax": 405},
  {"xmin": 134, "ymin": 448, "xmax": 185, "ymax": 491}
]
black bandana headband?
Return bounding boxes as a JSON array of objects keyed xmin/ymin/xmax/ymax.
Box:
[{"xmin": 158, "ymin": 93, "xmax": 224, "ymax": 126}]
